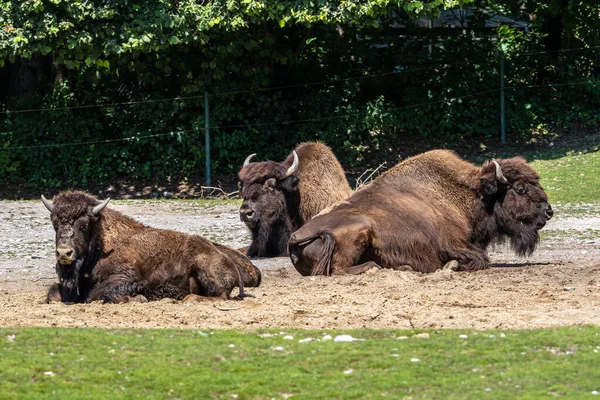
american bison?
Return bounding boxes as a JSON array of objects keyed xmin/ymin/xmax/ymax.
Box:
[
  {"xmin": 238, "ymin": 141, "xmax": 352, "ymax": 257},
  {"xmin": 288, "ymin": 150, "xmax": 553, "ymax": 275},
  {"xmin": 42, "ymin": 191, "xmax": 261, "ymax": 303}
]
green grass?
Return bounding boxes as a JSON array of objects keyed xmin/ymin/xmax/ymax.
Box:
[
  {"xmin": 540, "ymin": 228, "xmax": 600, "ymax": 242},
  {"xmin": 526, "ymin": 137, "xmax": 600, "ymax": 205},
  {"xmin": 2, "ymin": 327, "xmax": 600, "ymax": 399}
]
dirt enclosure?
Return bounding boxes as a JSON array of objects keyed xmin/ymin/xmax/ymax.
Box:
[{"xmin": 1, "ymin": 199, "xmax": 599, "ymax": 331}]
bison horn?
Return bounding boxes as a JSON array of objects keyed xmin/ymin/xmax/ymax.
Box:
[
  {"xmin": 92, "ymin": 198, "xmax": 111, "ymax": 215},
  {"xmin": 284, "ymin": 151, "xmax": 299, "ymax": 178},
  {"xmin": 243, "ymin": 153, "xmax": 256, "ymax": 168},
  {"xmin": 41, "ymin": 195, "xmax": 54, "ymax": 212},
  {"xmin": 492, "ymin": 159, "xmax": 508, "ymax": 184}
]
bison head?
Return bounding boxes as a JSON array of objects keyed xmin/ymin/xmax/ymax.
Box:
[
  {"xmin": 238, "ymin": 151, "xmax": 300, "ymax": 256},
  {"xmin": 41, "ymin": 192, "xmax": 109, "ymax": 295},
  {"xmin": 474, "ymin": 157, "xmax": 553, "ymax": 256},
  {"xmin": 289, "ymin": 213, "xmax": 375, "ymax": 276}
]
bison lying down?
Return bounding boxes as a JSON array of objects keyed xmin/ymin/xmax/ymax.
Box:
[
  {"xmin": 239, "ymin": 141, "xmax": 352, "ymax": 257},
  {"xmin": 42, "ymin": 191, "xmax": 261, "ymax": 303},
  {"xmin": 288, "ymin": 150, "xmax": 553, "ymax": 275}
]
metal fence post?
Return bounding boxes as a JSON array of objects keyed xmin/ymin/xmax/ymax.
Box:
[
  {"xmin": 204, "ymin": 91, "xmax": 211, "ymax": 186},
  {"xmin": 500, "ymin": 50, "xmax": 506, "ymax": 145}
]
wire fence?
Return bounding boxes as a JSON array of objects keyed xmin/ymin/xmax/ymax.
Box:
[
  {"xmin": 1, "ymin": 44, "xmax": 597, "ymax": 116},
  {"xmin": 1, "ymin": 77, "xmax": 596, "ymax": 151}
]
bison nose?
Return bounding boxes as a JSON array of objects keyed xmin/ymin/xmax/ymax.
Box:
[
  {"xmin": 545, "ymin": 205, "xmax": 554, "ymax": 220},
  {"xmin": 290, "ymin": 253, "xmax": 299, "ymax": 264},
  {"xmin": 241, "ymin": 209, "xmax": 254, "ymax": 220},
  {"xmin": 240, "ymin": 207, "xmax": 257, "ymax": 228},
  {"xmin": 56, "ymin": 247, "xmax": 74, "ymax": 260}
]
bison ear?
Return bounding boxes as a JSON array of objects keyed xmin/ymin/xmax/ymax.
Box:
[
  {"xmin": 279, "ymin": 175, "xmax": 299, "ymax": 192},
  {"xmin": 263, "ymin": 178, "xmax": 277, "ymax": 191},
  {"xmin": 479, "ymin": 176, "xmax": 498, "ymax": 196},
  {"xmin": 477, "ymin": 160, "xmax": 509, "ymax": 198}
]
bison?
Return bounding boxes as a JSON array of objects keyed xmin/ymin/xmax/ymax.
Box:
[
  {"xmin": 288, "ymin": 149, "xmax": 553, "ymax": 275},
  {"xmin": 238, "ymin": 141, "xmax": 352, "ymax": 257},
  {"xmin": 41, "ymin": 191, "xmax": 261, "ymax": 303}
]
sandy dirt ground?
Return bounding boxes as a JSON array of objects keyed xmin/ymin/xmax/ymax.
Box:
[{"xmin": 0, "ymin": 199, "xmax": 599, "ymax": 330}]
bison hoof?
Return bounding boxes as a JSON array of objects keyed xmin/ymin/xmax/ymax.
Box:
[
  {"xmin": 183, "ymin": 294, "xmax": 204, "ymax": 303},
  {"xmin": 129, "ymin": 295, "xmax": 148, "ymax": 303},
  {"xmin": 344, "ymin": 261, "xmax": 383, "ymax": 275},
  {"xmin": 233, "ymin": 292, "xmax": 255, "ymax": 301},
  {"xmin": 442, "ymin": 260, "xmax": 460, "ymax": 271},
  {"xmin": 46, "ymin": 296, "xmax": 62, "ymax": 304}
]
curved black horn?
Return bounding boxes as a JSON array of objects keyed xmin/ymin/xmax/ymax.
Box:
[
  {"xmin": 243, "ymin": 153, "xmax": 256, "ymax": 168},
  {"xmin": 92, "ymin": 198, "xmax": 111, "ymax": 215},
  {"xmin": 491, "ymin": 159, "xmax": 508, "ymax": 184},
  {"xmin": 41, "ymin": 195, "xmax": 54, "ymax": 212},
  {"xmin": 284, "ymin": 151, "xmax": 299, "ymax": 178}
]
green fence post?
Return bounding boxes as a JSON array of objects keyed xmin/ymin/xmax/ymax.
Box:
[
  {"xmin": 500, "ymin": 50, "xmax": 506, "ymax": 145},
  {"xmin": 204, "ymin": 91, "xmax": 211, "ymax": 186}
]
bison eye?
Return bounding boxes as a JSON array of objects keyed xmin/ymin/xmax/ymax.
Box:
[{"xmin": 515, "ymin": 186, "xmax": 528, "ymax": 195}]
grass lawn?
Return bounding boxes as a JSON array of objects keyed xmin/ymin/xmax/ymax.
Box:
[
  {"xmin": 524, "ymin": 136, "xmax": 600, "ymax": 205},
  {"xmin": 1, "ymin": 326, "xmax": 600, "ymax": 399}
]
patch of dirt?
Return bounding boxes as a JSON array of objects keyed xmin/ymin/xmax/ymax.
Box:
[{"xmin": 1, "ymin": 200, "xmax": 599, "ymax": 330}]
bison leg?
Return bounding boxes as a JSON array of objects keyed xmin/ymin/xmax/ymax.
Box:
[
  {"xmin": 89, "ymin": 274, "xmax": 139, "ymax": 303},
  {"xmin": 391, "ymin": 264, "xmax": 414, "ymax": 272},
  {"xmin": 191, "ymin": 246, "xmax": 260, "ymax": 300},
  {"xmin": 444, "ymin": 246, "xmax": 489, "ymax": 272},
  {"xmin": 191, "ymin": 255, "xmax": 239, "ymax": 300},
  {"xmin": 47, "ymin": 283, "xmax": 62, "ymax": 303},
  {"xmin": 341, "ymin": 261, "xmax": 383, "ymax": 275},
  {"xmin": 47, "ymin": 282, "xmax": 83, "ymax": 304}
]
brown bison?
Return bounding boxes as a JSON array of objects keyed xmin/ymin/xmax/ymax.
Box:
[
  {"xmin": 288, "ymin": 150, "xmax": 553, "ymax": 275},
  {"xmin": 238, "ymin": 141, "xmax": 352, "ymax": 257},
  {"xmin": 41, "ymin": 191, "xmax": 261, "ymax": 303}
]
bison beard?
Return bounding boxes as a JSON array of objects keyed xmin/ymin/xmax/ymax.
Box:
[
  {"xmin": 288, "ymin": 150, "xmax": 553, "ymax": 275},
  {"xmin": 42, "ymin": 191, "xmax": 261, "ymax": 304}
]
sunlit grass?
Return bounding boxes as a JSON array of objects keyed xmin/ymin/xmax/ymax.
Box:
[
  {"xmin": 1, "ymin": 327, "xmax": 600, "ymax": 399},
  {"xmin": 532, "ymin": 143, "xmax": 600, "ymax": 205}
]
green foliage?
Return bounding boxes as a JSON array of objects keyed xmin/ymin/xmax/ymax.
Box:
[
  {"xmin": 2, "ymin": 326, "xmax": 600, "ymax": 398},
  {"xmin": 0, "ymin": 0, "xmax": 599, "ymax": 189}
]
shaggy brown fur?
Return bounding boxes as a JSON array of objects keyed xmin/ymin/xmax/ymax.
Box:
[
  {"xmin": 288, "ymin": 150, "xmax": 553, "ymax": 275},
  {"xmin": 43, "ymin": 191, "xmax": 261, "ymax": 303},
  {"xmin": 238, "ymin": 141, "xmax": 352, "ymax": 257}
]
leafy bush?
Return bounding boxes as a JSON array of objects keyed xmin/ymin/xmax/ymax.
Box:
[{"xmin": 1, "ymin": 1, "xmax": 599, "ymax": 190}]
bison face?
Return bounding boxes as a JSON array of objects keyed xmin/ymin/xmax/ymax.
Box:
[
  {"xmin": 477, "ymin": 158, "xmax": 553, "ymax": 256},
  {"xmin": 239, "ymin": 177, "xmax": 291, "ymax": 229},
  {"xmin": 238, "ymin": 151, "xmax": 300, "ymax": 231},
  {"xmin": 41, "ymin": 194, "xmax": 109, "ymax": 288}
]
